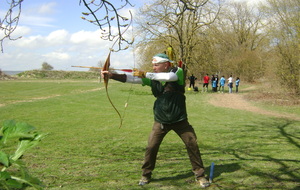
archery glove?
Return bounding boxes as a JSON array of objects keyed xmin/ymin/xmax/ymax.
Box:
[{"xmin": 133, "ymin": 69, "xmax": 146, "ymax": 78}]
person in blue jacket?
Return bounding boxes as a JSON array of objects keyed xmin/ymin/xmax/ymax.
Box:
[
  {"xmin": 235, "ymin": 77, "xmax": 240, "ymax": 93},
  {"xmin": 212, "ymin": 78, "xmax": 217, "ymax": 92},
  {"xmin": 219, "ymin": 76, "xmax": 226, "ymax": 93}
]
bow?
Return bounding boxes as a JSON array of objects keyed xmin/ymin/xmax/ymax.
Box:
[
  {"xmin": 102, "ymin": 51, "xmax": 123, "ymax": 128},
  {"xmin": 101, "ymin": 11, "xmax": 133, "ymax": 128}
]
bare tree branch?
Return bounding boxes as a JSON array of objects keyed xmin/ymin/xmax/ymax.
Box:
[
  {"xmin": 0, "ymin": 0, "xmax": 23, "ymax": 53},
  {"xmin": 79, "ymin": 0, "xmax": 134, "ymax": 51}
]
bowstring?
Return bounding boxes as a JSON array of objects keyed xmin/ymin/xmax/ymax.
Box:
[
  {"xmin": 119, "ymin": 13, "xmax": 136, "ymax": 128},
  {"xmin": 106, "ymin": 10, "xmax": 133, "ymax": 128}
]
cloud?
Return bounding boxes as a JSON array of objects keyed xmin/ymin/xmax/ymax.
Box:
[
  {"xmin": 0, "ymin": 27, "xmax": 135, "ymax": 71},
  {"xmin": 70, "ymin": 30, "xmax": 103, "ymax": 45},
  {"xmin": 12, "ymin": 26, "xmax": 32, "ymax": 37},
  {"xmin": 46, "ymin": 29, "xmax": 69, "ymax": 45},
  {"xmin": 21, "ymin": 15, "xmax": 56, "ymax": 28},
  {"xmin": 42, "ymin": 52, "xmax": 70, "ymax": 60},
  {"xmin": 10, "ymin": 28, "xmax": 113, "ymax": 50},
  {"xmin": 12, "ymin": 35, "xmax": 44, "ymax": 49}
]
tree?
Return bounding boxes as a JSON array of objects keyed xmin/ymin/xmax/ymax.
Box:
[
  {"xmin": 263, "ymin": 0, "xmax": 300, "ymax": 94},
  {"xmin": 41, "ymin": 62, "xmax": 53, "ymax": 71},
  {"xmin": 208, "ymin": 2, "xmax": 268, "ymax": 81},
  {"xmin": 0, "ymin": 120, "xmax": 46, "ymax": 189},
  {"xmin": 135, "ymin": 0, "xmax": 221, "ymax": 73},
  {"xmin": 0, "ymin": 0, "xmax": 23, "ymax": 53}
]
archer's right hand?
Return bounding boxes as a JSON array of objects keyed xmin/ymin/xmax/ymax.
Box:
[{"xmin": 133, "ymin": 69, "xmax": 146, "ymax": 78}]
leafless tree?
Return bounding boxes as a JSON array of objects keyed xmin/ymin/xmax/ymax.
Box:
[{"xmin": 0, "ymin": 0, "xmax": 23, "ymax": 53}]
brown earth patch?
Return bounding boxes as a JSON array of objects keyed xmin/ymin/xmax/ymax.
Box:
[{"xmin": 208, "ymin": 93, "xmax": 300, "ymax": 121}]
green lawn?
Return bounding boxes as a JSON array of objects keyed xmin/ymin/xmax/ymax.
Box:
[{"xmin": 0, "ymin": 79, "xmax": 299, "ymax": 190}]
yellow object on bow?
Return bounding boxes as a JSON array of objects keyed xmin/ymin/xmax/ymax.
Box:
[{"xmin": 133, "ymin": 69, "xmax": 146, "ymax": 78}]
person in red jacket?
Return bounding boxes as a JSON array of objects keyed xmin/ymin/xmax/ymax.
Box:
[{"xmin": 202, "ymin": 74, "xmax": 210, "ymax": 92}]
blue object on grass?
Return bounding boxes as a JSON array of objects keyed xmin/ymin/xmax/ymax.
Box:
[{"xmin": 209, "ymin": 162, "xmax": 214, "ymax": 183}]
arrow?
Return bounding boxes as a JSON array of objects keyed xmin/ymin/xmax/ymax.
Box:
[{"xmin": 71, "ymin": 66, "xmax": 133, "ymax": 72}]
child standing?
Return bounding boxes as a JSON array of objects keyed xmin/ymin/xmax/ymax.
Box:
[
  {"xmin": 235, "ymin": 77, "xmax": 240, "ymax": 93},
  {"xmin": 219, "ymin": 76, "xmax": 226, "ymax": 93}
]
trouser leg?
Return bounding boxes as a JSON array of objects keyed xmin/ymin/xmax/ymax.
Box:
[
  {"xmin": 141, "ymin": 122, "xmax": 168, "ymax": 178},
  {"xmin": 173, "ymin": 120, "xmax": 205, "ymax": 179}
]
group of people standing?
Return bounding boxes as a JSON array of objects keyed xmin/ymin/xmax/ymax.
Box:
[{"xmin": 188, "ymin": 74, "xmax": 240, "ymax": 93}]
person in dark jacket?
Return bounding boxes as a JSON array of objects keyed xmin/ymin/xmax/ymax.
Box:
[
  {"xmin": 188, "ymin": 74, "xmax": 197, "ymax": 89},
  {"xmin": 235, "ymin": 77, "xmax": 240, "ymax": 93},
  {"xmin": 101, "ymin": 53, "xmax": 210, "ymax": 188}
]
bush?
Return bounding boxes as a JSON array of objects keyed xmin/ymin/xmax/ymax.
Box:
[
  {"xmin": 17, "ymin": 70, "xmax": 99, "ymax": 79},
  {"xmin": 0, "ymin": 120, "xmax": 46, "ymax": 189}
]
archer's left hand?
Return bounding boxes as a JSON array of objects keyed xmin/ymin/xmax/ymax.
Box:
[{"xmin": 101, "ymin": 70, "xmax": 112, "ymax": 79}]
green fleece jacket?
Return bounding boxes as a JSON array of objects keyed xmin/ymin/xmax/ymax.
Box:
[{"xmin": 142, "ymin": 67, "xmax": 187, "ymax": 124}]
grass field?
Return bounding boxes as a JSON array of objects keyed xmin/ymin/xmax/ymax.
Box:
[{"xmin": 0, "ymin": 79, "xmax": 299, "ymax": 190}]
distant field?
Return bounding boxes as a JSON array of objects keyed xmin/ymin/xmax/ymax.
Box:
[{"xmin": 0, "ymin": 79, "xmax": 299, "ymax": 189}]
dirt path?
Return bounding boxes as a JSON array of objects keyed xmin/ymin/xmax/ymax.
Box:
[{"xmin": 208, "ymin": 93, "xmax": 300, "ymax": 121}]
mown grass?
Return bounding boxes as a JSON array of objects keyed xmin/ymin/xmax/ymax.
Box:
[{"xmin": 0, "ymin": 79, "xmax": 299, "ymax": 190}]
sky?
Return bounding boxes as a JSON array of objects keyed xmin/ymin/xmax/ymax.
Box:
[
  {"xmin": 0, "ymin": 0, "xmax": 142, "ymax": 71},
  {"xmin": 0, "ymin": 0, "xmax": 264, "ymax": 71}
]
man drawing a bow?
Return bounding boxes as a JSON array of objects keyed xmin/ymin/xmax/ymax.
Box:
[{"xmin": 101, "ymin": 53, "xmax": 210, "ymax": 188}]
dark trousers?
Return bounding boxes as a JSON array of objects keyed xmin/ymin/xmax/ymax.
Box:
[
  {"xmin": 189, "ymin": 82, "xmax": 195, "ymax": 89},
  {"xmin": 141, "ymin": 119, "xmax": 205, "ymax": 179}
]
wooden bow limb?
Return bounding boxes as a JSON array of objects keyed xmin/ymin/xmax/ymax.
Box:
[{"xmin": 102, "ymin": 51, "xmax": 123, "ymax": 128}]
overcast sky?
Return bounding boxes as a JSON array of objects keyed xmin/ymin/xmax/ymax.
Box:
[{"xmin": 0, "ymin": 0, "xmax": 264, "ymax": 71}]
